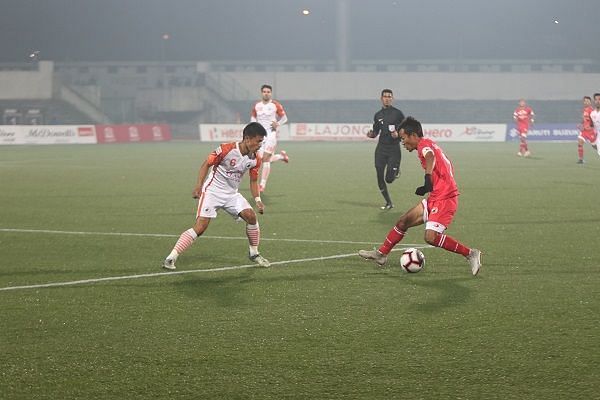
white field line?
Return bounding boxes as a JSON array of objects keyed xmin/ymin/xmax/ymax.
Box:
[
  {"xmin": 0, "ymin": 246, "xmax": 432, "ymax": 292},
  {"xmin": 0, "ymin": 228, "xmax": 383, "ymax": 245}
]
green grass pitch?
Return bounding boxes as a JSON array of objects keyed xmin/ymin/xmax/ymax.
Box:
[{"xmin": 1, "ymin": 141, "xmax": 599, "ymax": 399}]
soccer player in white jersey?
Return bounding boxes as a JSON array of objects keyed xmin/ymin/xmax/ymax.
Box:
[
  {"xmin": 162, "ymin": 122, "xmax": 270, "ymax": 270},
  {"xmin": 591, "ymin": 93, "xmax": 600, "ymax": 156},
  {"xmin": 250, "ymin": 84, "xmax": 289, "ymax": 193}
]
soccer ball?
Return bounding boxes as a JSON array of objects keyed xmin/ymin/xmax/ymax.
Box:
[{"xmin": 400, "ymin": 248, "xmax": 425, "ymax": 273}]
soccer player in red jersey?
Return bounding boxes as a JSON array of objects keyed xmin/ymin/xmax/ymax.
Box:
[
  {"xmin": 513, "ymin": 99, "xmax": 535, "ymax": 157},
  {"xmin": 590, "ymin": 93, "xmax": 600, "ymax": 157},
  {"xmin": 359, "ymin": 116, "xmax": 482, "ymax": 276},
  {"xmin": 162, "ymin": 122, "xmax": 270, "ymax": 270},
  {"xmin": 577, "ymin": 96, "xmax": 598, "ymax": 164}
]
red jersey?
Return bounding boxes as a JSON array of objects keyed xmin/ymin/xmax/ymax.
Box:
[
  {"xmin": 513, "ymin": 106, "xmax": 534, "ymax": 131},
  {"xmin": 417, "ymin": 138, "xmax": 459, "ymax": 201},
  {"xmin": 582, "ymin": 106, "xmax": 594, "ymax": 132}
]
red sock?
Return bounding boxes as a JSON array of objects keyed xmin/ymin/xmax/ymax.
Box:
[
  {"xmin": 578, "ymin": 143, "xmax": 584, "ymax": 160},
  {"xmin": 378, "ymin": 226, "xmax": 405, "ymax": 255},
  {"xmin": 433, "ymin": 233, "xmax": 470, "ymax": 257},
  {"xmin": 520, "ymin": 136, "xmax": 527, "ymax": 153}
]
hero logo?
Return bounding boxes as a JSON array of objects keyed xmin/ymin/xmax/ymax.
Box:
[{"xmin": 424, "ymin": 128, "xmax": 452, "ymax": 138}]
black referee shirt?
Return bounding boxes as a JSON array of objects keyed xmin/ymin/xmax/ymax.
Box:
[{"xmin": 372, "ymin": 106, "xmax": 405, "ymax": 146}]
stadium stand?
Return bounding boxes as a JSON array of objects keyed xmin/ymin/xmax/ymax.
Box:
[{"xmin": 0, "ymin": 60, "xmax": 594, "ymax": 137}]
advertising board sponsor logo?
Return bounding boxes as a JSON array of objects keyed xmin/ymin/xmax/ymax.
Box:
[
  {"xmin": 78, "ymin": 126, "xmax": 94, "ymax": 137},
  {"xmin": 506, "ymin": 124, "xmax": 578, "ymax": 141},
  {"xmin": 128, "ymin": 126, "xmax": 140, "ymax": 142},
  {"xmin": 27, "ymin": 127, "xmax": 76, "ymax": 138},
  {"xmin": 152, "ymin": 126, "xmax": 163, "ymax": 141}
]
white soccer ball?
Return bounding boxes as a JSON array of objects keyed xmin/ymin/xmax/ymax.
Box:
[{"xmin": 400, "ymin": 248, "xmax": 425, "ymax": 273}]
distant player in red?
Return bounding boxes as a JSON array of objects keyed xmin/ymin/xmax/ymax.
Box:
[
  {"xmin": 358, "ymin": 116, "xmax": 482, "ymax": 276},
  {"xmin": 250, "ymin": 84, "xmax": 289, "ymax": 193},
  {"xmin": 590, "ymin": 93, "xmax": 600, "ymax": 157},
  {"xmin": 162, "ymin": 122, "xmax": 270, "ymax": 270},
  {"xmin": 513, "ymin": 99, "xmax": 535, "ymax": 157},
  {"xmin": 577, "ymin": 96, "xmax": 598, "ymax": 164}
]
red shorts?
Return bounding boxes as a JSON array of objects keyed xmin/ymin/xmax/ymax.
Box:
[
  {"xmin": 422, "ymin": 197, "xmax": 458, "ymax": 233},
  {"xmin": 579, "ymin": 130, "xmax": 597, "ymax": 144},
  {"xmin": 517, "ymin": 126, "xmax": 528, "ymax": 136}
]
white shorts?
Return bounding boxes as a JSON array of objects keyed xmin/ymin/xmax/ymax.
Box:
[
  {"xmin": 196, "ymin": 191, "xmax": 252, "ymax": 219},
  {"xmin": 259, "ymin": 132, "xmax": 277, "ymax": 155}
]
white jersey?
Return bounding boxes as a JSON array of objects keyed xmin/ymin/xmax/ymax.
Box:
[
  {"xmin": 202, "ymin": 142, "xmax": 261, "ymax": 195},
  {"xmin": 590, "ymin": 109, "xmax": 600, "ymax": 135},
  {"xmin": 250, "ymin": 100, "xmax": 287, "ymax": 135}
]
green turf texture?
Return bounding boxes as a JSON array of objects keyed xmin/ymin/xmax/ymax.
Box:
[{"xmin": 1, "ymin": 142, "xmax": 598, "ymax": 399}]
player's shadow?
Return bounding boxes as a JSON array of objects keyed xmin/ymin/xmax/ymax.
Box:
[
  {"xmin": 387, "ymin": 275, "xmax": 474, "ymax": 313},
  {"xmin": 172, "ymin": 268, "xmax": 347, "ymax": 307},
  {"xmin": 336, "ymin": 199, "xmax": 378, "ymax": 208}
]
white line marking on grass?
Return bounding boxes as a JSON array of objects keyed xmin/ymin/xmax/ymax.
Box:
[
  {"xmin": 0, "ymin": 228, "xmax": 380, "ymax": 245},
  {"xmin": 0, "ymin": 246, "xmax": 432, "ymax": 292}
]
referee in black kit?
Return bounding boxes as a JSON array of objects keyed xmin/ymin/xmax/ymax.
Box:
[{"xmin": 367, "ymin": 89, "xmax": 405, "ymax": 210}]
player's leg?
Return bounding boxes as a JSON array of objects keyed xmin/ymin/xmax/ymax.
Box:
[
  {"xmin": 227, "ymin": 194, "xmax": 270, "ymax": 267},
  {"xmin": 375, "ymin": 148, "xmax": 393, "ymax": 209},
  {"xmin": 271, "ymin": 149, "xmax": 289, "ymax": 163},
  {"xmin": 358, "ymin": 201, "xmax": 424, "ymax": 266},
  {"xmin": 422, "ymin": 197, "xmax": 481, "ymax": 275},
  {"xmin": 163, "ymin": 192, "xmax": 217, "ymax": 270},
  {"xmin": 522, "ymin": 131, "xmax": 530, "ymax": 157},
  {"xmin": 259, "ymin": 135, "xmax": 277, "ymax": 191},
  {"xmin": 577, "ymin": 136, "xmax": 585, "ymax": 164},
  {"xmin": 384, "ymin": 146, "xmax": 401, "ymax": 184},
  {"xmin": 259, "ymin": 152, "xmax": 272, "ymax": 192},
  {"xmin": 163, "ymin": 217, "xmax": 211, "ymax": 270},
  {"xmin": 587, "ymin": 131, "xmax": 599, "ymax": 156}
]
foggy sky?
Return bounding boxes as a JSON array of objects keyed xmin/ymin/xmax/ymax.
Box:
[{"xmin": 0, "ymin": 0, "xmax": 597, "ymax": 63}]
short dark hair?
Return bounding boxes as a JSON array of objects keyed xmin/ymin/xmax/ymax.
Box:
[
  {"xmin": 381, "ymin": 89, "xmax": 393, "ymax": 97},
  {"xmin": 397, "ymin": 116, "xmax": 423, "ymax": 137},
  {"xmin": 243, "ymin": 122, "xmax": 267, "ymax": 138},
  {"xmin": 594, "ymin": 93, "xmax": 600, "ymax": 99},
  {"xmin": 261, "ymin": 84, "xmax": 272, "ymax": 91},
  {"xmin": 584, "ymin": 96, "xmax": 592, "ymax": 101}
]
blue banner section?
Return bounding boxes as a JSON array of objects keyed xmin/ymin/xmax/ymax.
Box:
[{"xmin": 506, "ymin": 123, "xmax": 579, "ymax": 141}]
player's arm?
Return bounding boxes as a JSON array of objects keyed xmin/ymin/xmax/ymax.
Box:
[
  {"xmin": 250, "ymin": 105, "xmax": 257, "ymax": 122},
  {"xmin": 367, "ymin": 114, "xmax": 379, "ymax": 138},
  {"xmin": 272, "ymin": 113, "xmax": 287, "ymax": 130},
  {"xmin": 271, "ymin": 102, "xmax": 287, "ymax": 130},
  {"xmin": 192, "ymin": 160, "xmax": 211, "ymax": 199},
  {"xmin": 415, "ymin": 151, "xmax": 434, "ymax": 196},
  {"xmin": 249, "ymin": 161, "xmax": 264, "ymax": 214}
]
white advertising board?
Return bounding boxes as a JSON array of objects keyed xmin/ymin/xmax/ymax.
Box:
[{"xmin": 0, "ymin": 125, "xmax": 97, "ymax": 145}]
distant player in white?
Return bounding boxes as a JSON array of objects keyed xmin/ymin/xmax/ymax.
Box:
[
  {"xmin": 591, "ymin": 92, "xmax": 600, "ymax": 156},
  {"xmin": 162, "ymin": 122, "xmax": 270, "ymax": 270},
  {"xmin": 250, "ymin": 84, "xmax": 289, "ymax": 193}
]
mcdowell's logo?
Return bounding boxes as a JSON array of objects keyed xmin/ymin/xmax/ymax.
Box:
[{"xmin": 27, "ymin": 128, "xmax": 75, "ymax": 137}]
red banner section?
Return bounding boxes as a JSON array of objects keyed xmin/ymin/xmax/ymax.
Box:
[{"xmin": 95, "ymin": 124, "xmax": 172, "ymax": 144}]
